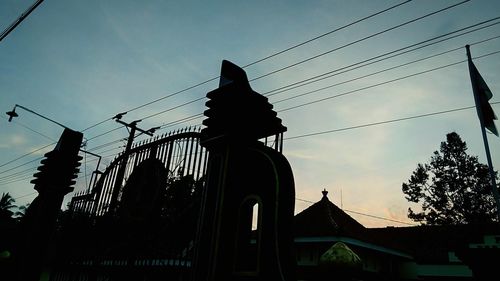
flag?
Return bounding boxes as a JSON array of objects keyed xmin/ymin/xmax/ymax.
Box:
[{"xmin": 466, "ymin": 45, "xmax": 498, "ymax": 137}]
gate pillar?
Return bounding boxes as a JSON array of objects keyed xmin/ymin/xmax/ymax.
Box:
[{"xmin": 192, "ymin": 60, "xmax": 296, "ymax": 281}]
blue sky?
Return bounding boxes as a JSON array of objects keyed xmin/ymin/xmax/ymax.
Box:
[{"xmin": 1, "ymin": 0, "xmax": 500, "ymax": 227}]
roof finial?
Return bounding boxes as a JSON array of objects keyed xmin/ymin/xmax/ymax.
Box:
[{"xmin": 322, "ymin": 188, "xmax": 328, "ymax": 198}]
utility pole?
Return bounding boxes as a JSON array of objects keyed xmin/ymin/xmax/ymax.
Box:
[{"xmin": 107, "ymin": 113, "xmax": 158, "ymax": 213}]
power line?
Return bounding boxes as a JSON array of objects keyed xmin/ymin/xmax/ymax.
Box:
[
  {"xmin": 6, "ymin": 21, "xmax": 496, "ymax": 165},
  {"xmin": 0, "ymin": 114, "xmax": 56, "ymax": 141},
  {"xmin": 0, "ymin": 0, "xmax": 45, "ymax": 42},
  {"xmin": 277, "ymin": 50, "xmax": 500, "ymax": 113},
  {"xmin": 2, "ymin": 48, "xmax": 497, "ymax": 180},
  {"xmin": 273, "ymin": 35, "xmax": 500, "ymax": 105},
  {"xmin": 265, "ymin": 18, "xmax": 500, "ymax": 98},
  {"xmin": 249, "ymin": 0, "xmax": 470, "ymax": 82},
  {"xmin": 295, "ymin": 197, "xmax": 416, "ymax": 226},
  {"xmin": 95, "ymin": 17, "xmax": 500, "ymax": 139},
  {"xmin": 2, "ymin": 1, "xmax": 469, "ymax": 158},
  {"xmin": 344, "ymin": 208, "xmax": 417, "ymax": 226},
  {"xmin": 143, "ymin": 30, "xmax": 500, "ymax": 134},
  {"xmin": 4, "ymin": 101, "xmax": 498, "ymax": 185},
  {"xmin": 101, "ymin": 17, "xmax": 498, "ymax": 139},
  {"xmin": 0, "ymin": 3, "xmax": 485, "ymax": 175},
  {"xmin": 2, "ymin": 52, "xmax": 488, "ymax": 179},
  {"xmin": 77, "ymin": 0, "xmax": 416, "ymax": 134},
  {"xmin": 241, "ymin": 0, "xmax": 414, "ymax": 68},
  {"xmin": 0, "ymin": 166, "xmax": 37, "ymax": 183},
  {"xmin": 13, "ymin": 191, "xmax": 37, "ymax": 201},
  {"xmin": 0, "ymin": 156, "xmax": 44, "ymax": 175},
  {"xmin": 285, "ymin": 102, "xmax": 500, "ymax": 141}
]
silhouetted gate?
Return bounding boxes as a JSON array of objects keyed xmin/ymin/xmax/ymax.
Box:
[
  {"xmin": 50, "ymin": 127, "xmax": 209, "ymax": 280},
  {"xmin": 49, "ymin": 126, "xmax": 284, "ymax": 281}
]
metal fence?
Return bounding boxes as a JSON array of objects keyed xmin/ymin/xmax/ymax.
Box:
[
  {"xmin": 50, "ymin": 127, "xmax": 284, "ymax": 281},
  {"xmin": 70, "ymin": 127, "xmax": 208, "ymax": 217}
]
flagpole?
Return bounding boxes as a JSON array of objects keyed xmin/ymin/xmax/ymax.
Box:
[{"xmin": 466, "ymin": 45, "xmax": 500, "ymax": 221}]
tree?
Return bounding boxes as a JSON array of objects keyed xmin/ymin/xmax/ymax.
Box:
[
  {"xmin": 0, "ymin": 193, "xmax": 17, "ymax": 221},
  {"xmin": 402, "ymin": 132, "xmax": 498, "ymax": 225},
  {"xmin": 14, "ymin": 203, "xmax": 29, "ymax": 222}
]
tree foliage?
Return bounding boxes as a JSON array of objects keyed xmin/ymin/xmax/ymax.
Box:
[
  {"xmin": 0, "ymin": 192, "xmax": 17, "ymax": 221},
  {"xmin": 402, "ymin": 132, "xmax": 498, "ymax": 225}
]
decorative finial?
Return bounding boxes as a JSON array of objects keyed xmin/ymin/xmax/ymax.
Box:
[{"xmin": 322, "ymin": 188, "xmax": 328, "ymax": 198}]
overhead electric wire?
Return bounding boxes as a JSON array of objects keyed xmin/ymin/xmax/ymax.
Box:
[
  {"xmin": 75, "ymin": 0, "xmax": 416, "ymax": 134},
  {"xmin": 96, "ymin": 14, "xmax": 499, "ymax": 137},
  {"xmin": 129, "ymin": 0, "xmax": 472, "ymax": 127},
  {"xmin": 2, "ymin": 45, "xmax": 497, "ymax": 182},
  {"xmin": 344, "ymin": 208, "xmax": 417, "ymax": 226},
  {"xmin": 110, "ymin": 14, "xmax": 496, "ymax": 135},
  {"xmin": 0, "ymin": 0, "xmax": 45, "ymax": 42},
  {"xmin": 147, "ymin": 30, "xmax": 500, "ymax": 133},
  {"xmin": 13, "ymin": 191, "xmax": 37, "ymax": 201},
  {"xmin": 0, "ymin": 156, "xmax": 44, "ymax": 176},
  {"xmin": 0, "ymin": 2, "xmax": 483, "ymax": 177},
  {"xmin": 0, "ymin": 1, "xmax": 463, "ymax": 168},
  {"xmin": 0, "ymin": 165, "xmax": 38, "ymax": 182},
  {"xmin": 87, "ymin": 139, "xmax": 125, "ymax": 152},
  {"xmin": 277, "ymin": 50, "xmax": 500, "ymax": 113},
  {"xmin": 265, "ymin": 17, "xmax": 500, "ymax": 97},
  {"xmin": 7, "ymin": 45, "xmax": 494, "ymax": 180},
  {"xmin": 286, "ymin": 102, "xmax": 500, "ymax": 141},
  {"xmin": 0, "ymin": 175, "xmax": 33, "ymax": 186},
  {"xmin": 85, "ymin": 126, "xmax": 123, "ymax": 142},
  {"xmin": 3, "ymin": 100, "xmax": 498, "ymax": 186},
  {"xmin": 295, "ymin": 197, "xmax": 416, "ymax": 226},
  {"xmin": 0, "ymin": 143, "xmax": 53, "ymax": 170},
  {"xmin": 242, "ymin": 0, "xmax": 414, "ymax": 68},
  {"xmin": 274, "ymin": 35, "xmax": 500, "ymax": 105},
  {"xmin": 249, "ymin": 0, "xmax": 470, "ymax": 82},
  {"xmin": 141, "ymin": 97, "xmax": 205, "ymax": 121},
  {"xmin": 1, "ymin": 115, "xmax": 56, "ymax": 141}
]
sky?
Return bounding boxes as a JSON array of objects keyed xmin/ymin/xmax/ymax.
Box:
[{"xmin": 1, "ymin": 0, "xmax": 500, "ymax": 228}]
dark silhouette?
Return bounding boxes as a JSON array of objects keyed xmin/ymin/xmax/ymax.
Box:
[
  {"xmin": 402, "ymin": 131, "xmax": 499, "ymax": 225},
  {"xmin": 192, "ymin": 60, "xmax": 296, "ymax": 281},
  {"xmin": 14, "ymin": 128, "xmax": 83, "ymax": 281},
  {"xmin": 0, "ymin": 192, "xmax": 17, "ymax": 220},
  {"xmin": 13, "ymin": 61, "xmax": 296, "ymax": 281},
  {"xmin": 0, "ymin": 192, "xmax": 18, "ymax": 279}
]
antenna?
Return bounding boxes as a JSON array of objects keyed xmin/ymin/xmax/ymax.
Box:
[{"xmin": 340, "ymin": 188, "xmax": 343, "ymax": 210}]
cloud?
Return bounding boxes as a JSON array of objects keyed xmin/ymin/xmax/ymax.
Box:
[{"xmin": 0, "ymin": 134, "xmax": 27, "ymax": 148}]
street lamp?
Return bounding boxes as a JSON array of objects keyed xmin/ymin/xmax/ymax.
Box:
[
  {"xmin": 5, "ymin": 103, "xmax": 103, "ymax": 190},
  {"xmin": 6, "ymin": 104, "xmax": 69, "ymax": 129}
]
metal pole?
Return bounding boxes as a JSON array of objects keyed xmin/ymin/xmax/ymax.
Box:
[
  {"xmin": 107, "ymin": 119, "xmax": 155, "ymax": 213},
  {"xmin": 108, "ymin": 125, "xmax": 136, "ymax": 213},
  {"xmin": 466, "ymin": 45, "xmax": 500, "ymax": 221},
  {"xmin": 479, "ymin": 119, "xmax": 500, "ymax": 220}
]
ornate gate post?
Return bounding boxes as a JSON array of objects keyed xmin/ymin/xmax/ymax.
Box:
[
  {"xmin": 192, "ymin": 60, "xmax": 296, "ymax": 281},
  {"xmin": 15, "ymin": 128, "xmax": 83, "ymax": 281}
]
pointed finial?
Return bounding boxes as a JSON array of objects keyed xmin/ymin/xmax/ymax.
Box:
[{"xmin": 322, "ymin": 188, "xmax": 328, "ymax": 198}]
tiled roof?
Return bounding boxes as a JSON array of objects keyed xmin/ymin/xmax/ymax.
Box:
[
  {"xmin": 294, "ymin": 189, "xmax": 365, "ymax": 239},
  {"xmin": 293, "ymin": 189, "xmax": 500, "ymax": 263}
]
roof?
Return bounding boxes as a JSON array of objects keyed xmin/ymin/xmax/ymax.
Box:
[
  {"xmin": 366, "ymin": 223, "xmax": 500, "ymax": 263},
  {"xmin": 294, "ymin": 189, "xmax": 365, "ymax": 239},
  {"xmin": 293, "ymin": 189, "xmax": 500, "ymax": 263}
]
